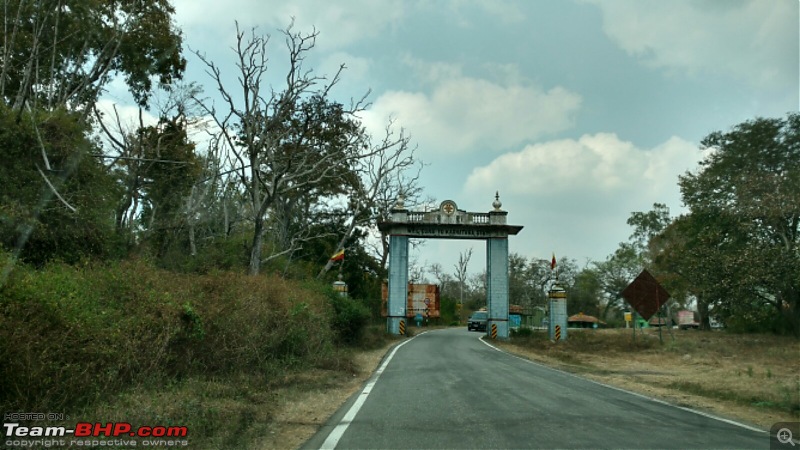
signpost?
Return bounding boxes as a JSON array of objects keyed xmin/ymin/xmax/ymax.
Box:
[
  {"xmin": 381, "ymin": 284, "xmax": 441, "ymax": 319},
  {"xmin": 621, "ymin": 269, "xmax": 671, "ymax": 343}
]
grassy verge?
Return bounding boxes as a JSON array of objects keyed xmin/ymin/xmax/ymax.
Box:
[
  {"xmin": 69, "ymin": 354, "xmax": 364, "ymax": 448},
  {"xmin": 499, "ymin": 328, "xmax": 799, "ymax": 429}
]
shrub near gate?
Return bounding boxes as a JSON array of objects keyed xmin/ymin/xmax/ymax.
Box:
[{"xmin": 0, "ymin": 257, "xmax": 340, "ymax": 412}]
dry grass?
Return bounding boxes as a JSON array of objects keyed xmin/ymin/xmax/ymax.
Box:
[
  {"xmin": 73, "ymin": 347, "xmax": 383, "ymax": 450},
  {"xmin": 257, "ymin": 343, "xmax": 396, "ymax": 449},
  {"xmin": 498, "ymin": 328, "xmax": 799, "ymax": 430}
]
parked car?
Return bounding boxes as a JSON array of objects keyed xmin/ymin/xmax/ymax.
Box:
[{"xmin": 467, "ymin": 311, "xmax": 488, "ymax": 332}]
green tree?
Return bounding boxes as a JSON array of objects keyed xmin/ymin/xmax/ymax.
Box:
[
  {"xmin": 593, "ymin": 243, "xmax": 643, "ymax": 320},
  {"xmin": 627, "ymin": 203, "xmax": 671, "ymax": 259},
  {"xmin": 568, "ymin": 268, "xmax": 602, "ymax": 317},
  {"xmin": 675, "ymin": 113, "xmax": 800, "ymax": 334},
  {"xmin": 0, "ymin": 0, "xmax": 185, "ymax": 280},
  {"xmin": 625, "ymin": 203, "xmax": 693, "ymax": 321},
  {"xmin": 0, "ymin": 106, "xmax": 119, "ymax": 267},
  {"xmin": 652, "ymin": 212, "xmax": 729, "ymax": 328},
  {"xmin": 508, "ymin": 252, "xmax": 530, "ymax": 306},
  {"xmin": 1, "ymin": 0, "xmax": 185, "ymax": 110},
  {"xmin": 136, "ymin": 117, "xmax": 202, "ymax": 256}
]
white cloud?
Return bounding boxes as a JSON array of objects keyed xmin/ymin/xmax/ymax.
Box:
[
  {"xmin": 399, "ymin": 56, "xmax": 464, "ymax": 84},
  {"xmin": 431, "ymin": 0, "xmax": 526, "ymax": 27},
  {"xmin": 173, "ymin": 0, "xmax": 407, "ymax": 50},
  {"xmin": 95, "ymin": 99, "xmax": 159, "ymax": 131},
  {"xmin": 464, "ymin": 133, "xmax": 699, "ymax": 206},
  {"xmin": 585, "ymin": 0, "xmax": 797, "ymax": 89},
  {"xmin": 360, "ymin": 74, "xmax": 582, "ymax": 154},
  {"xmin": 317, "ymin": 51, "xmax": 372, "ymax": 94},
  {"xmin": 462, "ymin": 133, "xmax": 701, "ymax": 262}
]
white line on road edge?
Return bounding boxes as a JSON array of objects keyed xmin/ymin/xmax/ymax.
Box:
[
  {"xmin": 478, "ymin": 337, "xmax": 766, "ymax": 434},
  {"xmin": 319, "ymin": 333, "xmax": 423, "ymax": 449}
]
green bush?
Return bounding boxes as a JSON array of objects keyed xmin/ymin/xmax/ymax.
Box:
[
  {"xmin": 0, "ymin": 258, "xmax": 340, "ymax": 412},
  {"xmin": 326, "ymin": 290, "xmax": 370, "ymax": 345},
  {"xmin": 511, "ymin": 327, "xmax": 534, "ymax": 338}
]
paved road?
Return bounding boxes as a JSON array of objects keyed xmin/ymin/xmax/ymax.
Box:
[{"xmin": 303, "ymin": 328, "xmax": 768, "ymax": 449}]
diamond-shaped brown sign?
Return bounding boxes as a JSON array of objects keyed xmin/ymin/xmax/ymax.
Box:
[{"xmin": 621, "ymin": 269, "xmax": 670, "ymax": 321}]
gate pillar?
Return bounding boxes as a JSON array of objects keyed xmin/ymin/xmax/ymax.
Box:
[
  {"xmin": 387, "ymin": 232, "xmax": 409, "ymax": 335},
  {"xmin": 379, "ymin": 193, "xmax": 522, "ymax": 338},
  {"xmin": 487, "ymin": 237, "xmax": 509, "ymax": 339}
]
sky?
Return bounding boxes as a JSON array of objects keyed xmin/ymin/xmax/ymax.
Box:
[{"xmin": 104, "ymin": 0, "xmax": 798, "ymax": 277}]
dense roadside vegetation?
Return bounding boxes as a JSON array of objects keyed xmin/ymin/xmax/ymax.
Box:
[
  {"xmin": 0, "ymin": 2, "xmax": 406, "ymax": 446},
  {"xmin": 0, "ymin": 252, "xmax": 387, "ymax": 447}
]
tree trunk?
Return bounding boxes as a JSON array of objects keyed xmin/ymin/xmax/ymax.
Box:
[
  {"xmin": 223, "ymin": 194, "xmax": 231, "ymax": 237},
  {"xmin": 697, "ymin": 293, "xmax": 710, "ymax": 330},
  {"xmin": 249, "ymin": 216, "xmax": 263, "ymax": 275},
  {"xmin": 188, "ymin": 221, "xmax": 197, "ymax": 256},
  {"xmin": 379, "ymin": 232, "xmax": 389, "ymax": 270}
]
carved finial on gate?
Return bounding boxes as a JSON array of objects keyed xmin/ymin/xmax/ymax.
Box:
[
  {"xmin": 492, "ymin": 191, "xmax": 502, "ymax": 211},
  {"xmin": 395, "ymin": 193, "xmax": 406, "ymax": 210}
]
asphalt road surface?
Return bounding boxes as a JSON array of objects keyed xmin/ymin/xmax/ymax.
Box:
[{"xmin": 303, "ymin": 328, "xmax": 769, "ymax": 449}]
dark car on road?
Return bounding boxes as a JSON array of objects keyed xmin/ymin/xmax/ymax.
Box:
[{"xmin": 467, "ymin": 311, "xmax": 488, "ymax": 332}]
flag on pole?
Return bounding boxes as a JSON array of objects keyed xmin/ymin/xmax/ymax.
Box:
[
  {"xmin": 551, "ymin": 253, "xmax": 556, "ymax": 270},
  {"xmin": 330, "ymin": 249, "xmax": 345, "ymax": 261}
]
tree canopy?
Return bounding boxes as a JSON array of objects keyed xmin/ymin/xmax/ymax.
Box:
[
  {"xmin": 1, "ymin": 0, "xmax": 185, "ymax": 110},
  {"xmin": 655, "ymin": 113, "xmax": 800, "ymax": 334}
]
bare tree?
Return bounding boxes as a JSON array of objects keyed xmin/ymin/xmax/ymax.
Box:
[
  {"xmin": 428, "ymin": 263, "xmax": 449, "ymax": 293},
  {"xmin": 454, "ymin": 248, "xmax": 473, "ymax": 308},
  {"xmin": 316, "ymin": 120, "xmax": 419, "ymax": 278},
  {"xmin": 364, "ymin": 164, "xmax": 430, "ymax": 271},
  {"xmin": 469, "ymin": 270, "xmax": 487, "ymax": 307},
  {"xmin": 193, "ymin": 22, "xmax": 375, "ymax": 275},
  {"xmin": 408, "ymin": 257, "xmax": 426, "ymax": 284}
]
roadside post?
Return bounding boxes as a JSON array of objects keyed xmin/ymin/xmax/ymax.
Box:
[
  {"xmin": 332, "ymin": 274, "xmax": 348, "ymax": 297},
  {"xmin": 621, "ymin": 269, "xmax": 671, "ymax": 344},
  {"xmin": 548, "ymin": 283, "xmax": 568, "ymax": 342},
  {"xmin": 657, "ymin": 310, "xmax": 663, "ymax": 344}
]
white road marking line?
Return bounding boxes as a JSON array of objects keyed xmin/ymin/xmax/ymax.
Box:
[
  {"xmin": 479, "ymin": 337, "xmax": 766, "ymax": 434},
  {"xmin": 319, "ymin": 333, "xmax": 423, "ymax": 449}
]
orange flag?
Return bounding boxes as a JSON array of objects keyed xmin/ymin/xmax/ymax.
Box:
[{"xmin": 330, "ymin": 249, "xmax": 345, "ymax": 261}]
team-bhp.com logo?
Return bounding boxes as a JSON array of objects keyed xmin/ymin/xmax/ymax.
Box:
[{"xmin": 4, "ymin": 422, "xmax": 189, "ymax": 447}]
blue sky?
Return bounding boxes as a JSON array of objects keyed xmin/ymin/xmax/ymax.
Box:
[{"xmin": 105, "ymin": 0, "xmax": 799, "ymax": 276}]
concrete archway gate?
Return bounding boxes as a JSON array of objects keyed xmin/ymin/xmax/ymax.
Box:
[{"xmin": 378, "ymin": 194, "xmax": 523, "ymax": 339}]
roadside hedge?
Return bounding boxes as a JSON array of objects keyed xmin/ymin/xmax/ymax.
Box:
[{"xmin": 0, "ymin": 257, "xmax": 355, "ymax": 412}]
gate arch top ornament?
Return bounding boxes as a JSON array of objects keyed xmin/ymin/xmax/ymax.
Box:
[
  {"xmin": 377, "ymin": 193, "xmax": 523, "ymax": 240},
  {"xmin": 379, "ymin": 192, "xmax": 523, "ymax": 339}
]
